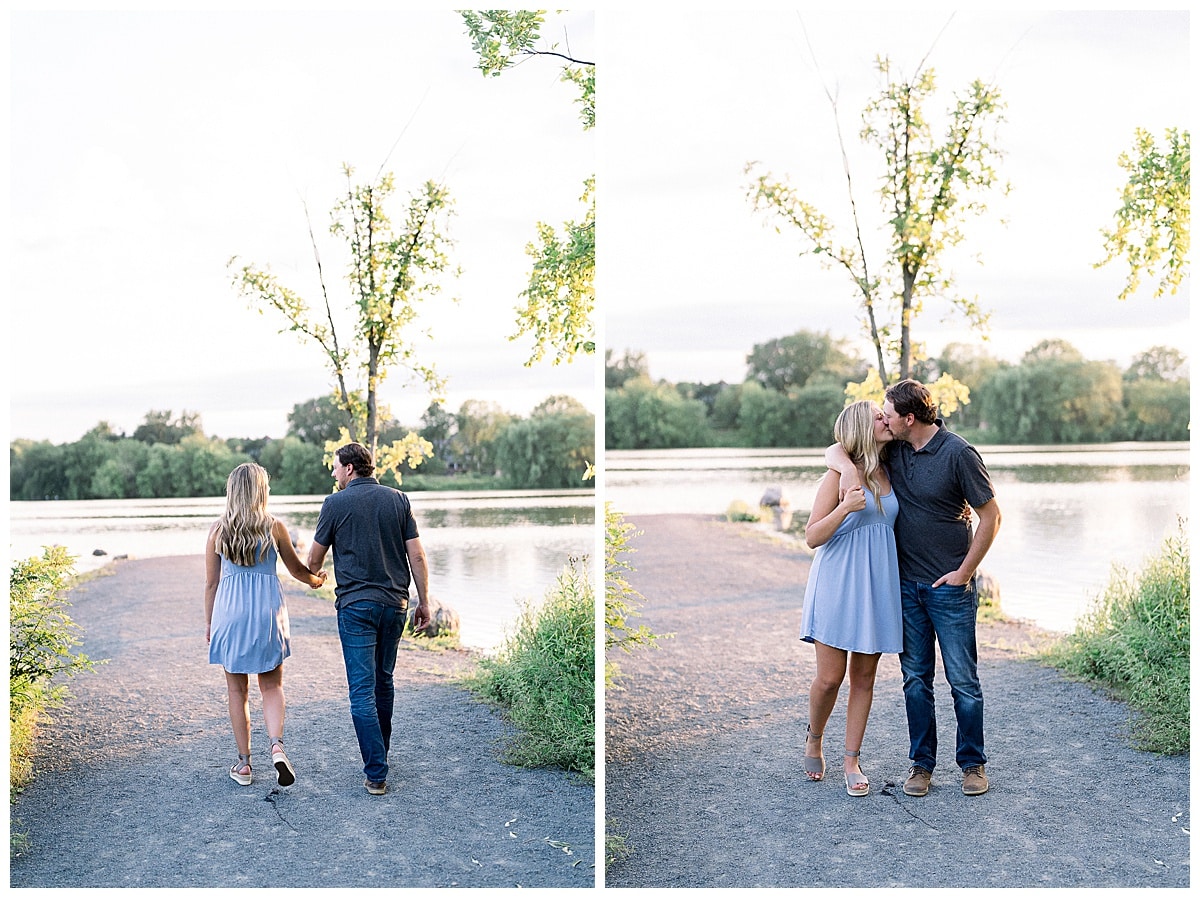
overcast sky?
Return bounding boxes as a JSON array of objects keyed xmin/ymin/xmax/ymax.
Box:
[
  {"xmin": 8, "ymin": 9, "xmax": 594, "ymax": 444},
  {"xmin": 602, "ymin": 8, "xmax": 1191, "ymax": 385},
  {"xmin": 5, "ymin": 7, "xmax": 1192, "ymax": 445}
]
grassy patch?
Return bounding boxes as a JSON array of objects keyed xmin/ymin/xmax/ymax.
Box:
[
  {"xmin": 605, "ymin": 819, "xmax": 633, "ymax": 868},
  {"xmin": 463, "ymin": 557, "xmax": 594, "ymax": 779},
  {"xmin": 397, "ymin": 472, "xmax": 505, "ymax": 491},
  {"xmin": 9, "ymin": 703, "xmax": 39, "ymax": 797},
  {"xmin": 1041, "ymin": 523, "xmax": 1189, "ymax": 754},
  {"xmin": 724, "ymin": 499, "xmax": 766, "ymax": 523}
]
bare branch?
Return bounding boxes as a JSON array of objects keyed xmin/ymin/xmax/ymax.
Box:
[{"xmin": 520, "ymin": 48, "xmax": 594, "ymax": 67}]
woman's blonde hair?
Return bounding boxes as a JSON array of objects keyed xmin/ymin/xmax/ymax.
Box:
[
  {"xmin": 215, "ymin": 463, "xmax": 276, "ymax": 566},
  {"xmin": 833, "ymin": 400, "xmax": 885, "ymax": 511}
]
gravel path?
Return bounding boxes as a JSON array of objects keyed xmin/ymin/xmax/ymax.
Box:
[
  {"xmin": 10, "ymin": 555, "xmax": 594, "ymax": 888},
  {"xmin": 604, "ymin": 514, "xmax": 1190, "ymax": 889}
]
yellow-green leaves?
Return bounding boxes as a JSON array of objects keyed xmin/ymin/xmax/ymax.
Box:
[
  {"xmin": 746, "ymin": 57, "xmax": 1006, "ymax": 385},
  {"xmin": 1097, "ymin": 127, "xmax": 1190, "ymax": 301},
  {"xmin": 232, "ymin": 167, "xmax": 456, "ymax": 459},
  {"xmin": 514, "ymin": 176, "xmax": 595, "ymax": 366}
]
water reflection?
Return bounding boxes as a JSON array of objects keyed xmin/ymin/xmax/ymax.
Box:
[
  {"xmin": 606, "ymin": 445, "xmax": 1188, "ymax": 634},
  {"xmin": 990, "ymin": 464, "xmax": 1188, "ymax": 484},
  {"xmin": 8, "ymin": 490, "xmax": 595, "ymax": 652}
]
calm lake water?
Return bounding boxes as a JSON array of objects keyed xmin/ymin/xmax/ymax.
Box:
[
  {"xmin": 9, "ymin": 490, "xmax": 596, "ymax": 652},
  {"xmin": 605, "ymin": 443, "xmax": 1190, "ymax": 634}
]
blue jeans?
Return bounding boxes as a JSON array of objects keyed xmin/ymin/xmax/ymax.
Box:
[
  {"xmin": 337, "ymin": 601, "xmax": 405, "ymax": 783},
  {"xmin": 899, "ymin": 579, "xmax": 986, "ymax": 772}
]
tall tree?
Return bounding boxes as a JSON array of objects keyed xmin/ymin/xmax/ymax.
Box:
[
  {"xmin": 461, "ymin": 10, "xmax": 595, "ymax": 365},
  {"xmin": 132, "ymin": 410, "xmax": 202, "ymax": 445},
  {"xmin": 1096, "ymin": 127, "xmax": 1190, "ymax": 301},
  {"xmin": 605, "ymin": 348, "xmax": 650, "ymax": 389},
  {"xmin": 230, "ymin": 165, "xmax": 456, "ymax": 479},
  {"xmin": 1125, "ymin": 346, "xmax": 1188, "ymax": 383},
  {"xmin": 745, "ymin": 330, "xmax": 866, "ymax": 393},
  {"xmin": 747, "ymin": 54, "xmax": 1006, "ymax": 384},
  {"xmin": 454, "ymin": 399, "xmax": 513, "ymax": 474}
]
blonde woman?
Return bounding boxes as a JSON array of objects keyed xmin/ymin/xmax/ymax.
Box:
[
  {"xmin": 205, "ymin": 462, "xmax": 326, "ymax": 787},
  {"xmin": 799, "ymin": 400, "xmax": 901, "ymax": 797}
]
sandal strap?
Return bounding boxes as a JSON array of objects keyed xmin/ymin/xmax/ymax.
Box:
[
  {"xmin": 845, "ymin": 750, "xmax": 861, "ymax": 758},
  {"xmin": 270, "ymin": 737, "xmax": 285, "ymax": 749}
]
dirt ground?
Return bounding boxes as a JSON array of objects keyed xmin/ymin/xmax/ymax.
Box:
[
  {"xmin": 9, "ymin": 555, "xmax": 594, "ymax": 889},
  {"xmin": 604, "ymin": 514, "xmax": 1190, "ymax": 889}
]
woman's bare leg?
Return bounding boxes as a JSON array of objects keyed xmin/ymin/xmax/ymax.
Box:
[
  {"xmin": 806, "ymin": 642, "xmax": 849, "ymax": 778},
  {"xmin": 844, "ymin": 651, "xmax": 882, "ymax": 777},
  {"xmin": 258, "ymin": 664, "xmax": 285, "ymax": 743},
  {"xmin": 224, "ymin": 671, "xmax": 251, "ymax": 774}
]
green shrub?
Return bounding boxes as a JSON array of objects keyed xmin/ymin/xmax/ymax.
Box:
[
  {"xmin": 604, "ymin": 504, "xmax": 668, "ymax": 686},
  {"xmin": 10, "ymin": 547, "xmax": 98, "ymax": 714},
  {"xmin": 725, "ymin": 499, "xmax": 765, "ymax": 523},
  {"xmin": 1043, "ymin": 522, "xmax": 1189, "ymax": 753},
  {"xmin": 467, "ymin": 557, "xmax": 595, "ymax": 778},
  {"xmin": 10, "ymin": 547, "xmax": 100, "ymax": 803}
]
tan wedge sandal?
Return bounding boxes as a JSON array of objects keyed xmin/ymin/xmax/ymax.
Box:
[{"xmin": 844, "ymin": 749, "xmax": 869, "ymax": 797}]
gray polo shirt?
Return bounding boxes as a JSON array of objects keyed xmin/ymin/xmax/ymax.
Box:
[
  {"xmin": 887, "ymin": 420, "xmax": 995, "ymax": 584},
  {"xmin": 312, "ymin": 476, "xmax": 420, "ymax": 611}
]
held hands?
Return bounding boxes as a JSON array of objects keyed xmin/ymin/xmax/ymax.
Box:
[{"xmin": 310, "ymin": 569, "xmax": 328, "ymax": 589}]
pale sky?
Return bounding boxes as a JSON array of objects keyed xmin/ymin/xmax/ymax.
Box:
[
  {"xmin": 5, "ymin": 8, "xmax": 1193, "ymax": 445},
  {"xmin": 8, "ymin": 8, "xmax": 595, "ymax": 444},
  {"xmin": 602, "ymin": 8, "xmax": 1191, "ymax": 386}
]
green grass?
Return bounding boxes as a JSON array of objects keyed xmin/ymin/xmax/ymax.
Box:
[
  {"xmin": 605, "ymin": 819, "xmax": 632, "ymax": 868},
  {"xmin": 397, "ymin": 472, "xmax": 506, "ymax": 491},
  {"xmin": 1041, "ymin": 523, "xmax": 1189, "ymax": 754},
  {"xmin": 464, "ymin": 557, "xmax": 595, "ymax": 779},
  {"xmin": 724, "ymin": 499, "xmax": 766, "ymax": 523}
]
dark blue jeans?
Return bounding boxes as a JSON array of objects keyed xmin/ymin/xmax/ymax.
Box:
[
  {"xmin": 899, "ymin": 579, "xmax": 987, "ymax": 772},
  {"xmin": 337, "ymin": 600, "xmax": 405, "ymax": 783}
]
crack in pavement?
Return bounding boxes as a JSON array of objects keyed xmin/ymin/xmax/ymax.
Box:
[
  {"xmin": 264, "ymin": 788, "xmax": 299, "ymax": 832},
  {"xmin": 880, "ymin": 782, "xmax": 939, "ymax": 830}
]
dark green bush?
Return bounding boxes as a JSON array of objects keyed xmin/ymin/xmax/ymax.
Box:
[
  {"xmin": 468, "ymin": 557, "xmax": 595, "ymax": 778},
  {"xmin": 1043, "ymin": 523, "xmax": 1189, "ymax": 753}
]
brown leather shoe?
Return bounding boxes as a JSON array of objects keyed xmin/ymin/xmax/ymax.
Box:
[
  {"xmin": 903, "ymin": 765, "xmax": 931, "ymax": 797},
  {"xmin": 962, "ymin": 765, "xmax": 989, "ymax": 796},
  {"xmin": 365, "ymin": 779, "xmax": 387, "ymax": 795}
]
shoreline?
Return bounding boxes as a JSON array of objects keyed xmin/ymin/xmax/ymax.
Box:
[
  {"xmin": 64, "ymin": 553, "xmax": 490, "ymax": 659},
  {"xmin": 661, "ymin": 512, "xmax": 1064, "ymax": 652}
]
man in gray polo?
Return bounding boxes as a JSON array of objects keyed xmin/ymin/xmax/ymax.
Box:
[
  {"xmin": 307, "ymin": 442, "xmax": 432, "ymax": 795},
  {"xmin": 827, "ymin": 379, "xmax": 1001, "ymax": 797}
]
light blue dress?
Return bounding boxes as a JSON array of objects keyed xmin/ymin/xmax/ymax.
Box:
[
  {"xmin": 209, "ymin": 543, "xmax": 292, "ymax": 674},
  {"xmin": 800, "ymin": 488, "xmax": 902, "ymax": 654}
]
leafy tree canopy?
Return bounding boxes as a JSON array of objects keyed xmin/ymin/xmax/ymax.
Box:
[
  {"xmin": 748, "ymin": 54, "xmax": 1006, "ymax": 389},
  {"xmin": 1125, "ymin": 345, "xmax": 1189, "ymax": 383},
  {"xmin": 131, "ymin": 410, "xmax": 203, "ymax": 445},
  {"xmin": 1097, "ymin": 127, "xmax": 1190, "ymax": 301},
  {"xmin": 231, "ymin": 165, "xmax": 457, "ymax": 483},
  {"xmin": 605, "ymin": 349, "xmax": 650, "ymax": 390},
  {"xmin": 745, "ymin": 330, "xmax": 867, "ymax": 392},
  {"xmin": 460, "ymin": 10, "xmax": 595, "ymax": 367}
]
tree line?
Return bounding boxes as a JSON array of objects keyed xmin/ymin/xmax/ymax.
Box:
[
  {"xmin": 605, "ymin": 333, "xmax": 1189, "ymax": 450},
  {"xmin": 10, "ymin": 394, "xmax": 595, "ymax": 501}
]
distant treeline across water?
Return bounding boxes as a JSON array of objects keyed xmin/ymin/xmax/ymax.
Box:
[{"xmin": 10, "ymin": 394, "xmax": 595, "ymax": 501}]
